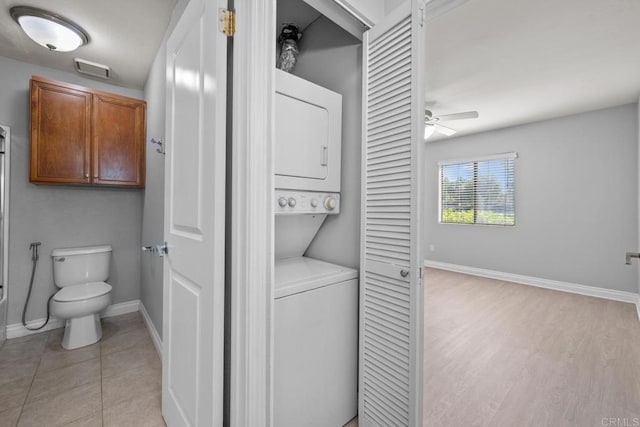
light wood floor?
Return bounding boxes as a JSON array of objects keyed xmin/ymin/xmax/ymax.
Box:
[{"xmin": 424, "ymin": 268, "xmax": 640, "ymax": 427}]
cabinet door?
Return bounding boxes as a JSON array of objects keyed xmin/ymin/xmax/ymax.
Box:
[
  {"xmin": 92, "ymin": 94, "xmax": 146, "ymax": 187},
  {"xmin": 30, "ymin": 79, "xmax": 91, "ymax": 184}
]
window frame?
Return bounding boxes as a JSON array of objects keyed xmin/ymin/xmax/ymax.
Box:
[{"xmin": 437, "ymin": 152, "xmax": 517, "ymax": 227}]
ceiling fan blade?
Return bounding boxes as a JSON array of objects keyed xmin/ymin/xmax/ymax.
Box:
[
  {"xmin": 424, "ymin": 124, "xmax": 436, "ymax": 139},
  {"xmin": 436, "ymin": 111, "xmax": 479, "ymax": 121},
  {"xmin": 434, "ymin": 123, "xmax": 457, "ymax": 136}
]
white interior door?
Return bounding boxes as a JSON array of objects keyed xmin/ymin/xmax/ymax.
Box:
[
  {"xmin": 163, "ymin": 0, "xmax": 227, "ymax": 425},
  {"xmin": 359, "ymin": 1, "xmax": 425, "ymax": 426}
]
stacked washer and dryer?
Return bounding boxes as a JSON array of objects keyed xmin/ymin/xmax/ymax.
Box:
[{"xmin": 273, "ymin": 69, "xmax": 358, "ymax": 426}]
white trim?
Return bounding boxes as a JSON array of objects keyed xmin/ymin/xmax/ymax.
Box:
[
  {"xmin": 230, "ymin": 1, "xmax": 275, "ymax": 426},
  {"xmin": 334, "ymin": 0, "xmax": 374, "ymax": 27},
  {"xmin": 6, "ymin": 318, "xmax": 65, "ymax": 339},
  {"xmin": 636, "ymin": 295, "xmax": 640, "ymax": 322},
  {"xmin": 304, "ymin": 0, "xmax": 367, "ymax": 40},
  {"xmin": 102, "ymin": 299, "xmax": 140, "ymax": 318},
  {"xmin": 424, "ymin": 260, "xmax": 639, "ymax": 304},
  {"xmin": 636, "ymin": 95, "xmax": 640, "ymax": 321},
  {"xmin": 6, "ymin": 299, "xmax": 141, "ymax": 339},
  {"xmin": 409, "ymin": 2, "xmax": 426, "ymax": 424},
  {"xmin": 139, "ymin": 302, "xmax": 162, "ymax": 360},
  {"xmin": 1, "ymin": 124, "xmax": 9, "ymax": 305},
  {"xmin": 0, "ymin": 124, "xmax": 9, "ymax": 345},
  {"xmin": 437, "ymin": 151, "xmax": 518, "ymax": 166}
]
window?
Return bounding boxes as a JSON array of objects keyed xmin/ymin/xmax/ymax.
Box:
[{"xmin": 438, "ymin": 153, "xmax": 516, "ymax": 226}]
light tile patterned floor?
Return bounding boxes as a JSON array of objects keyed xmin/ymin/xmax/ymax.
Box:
[{"xmin": 0, "ymin": 312, "xmax": 163, "ymax": 427}]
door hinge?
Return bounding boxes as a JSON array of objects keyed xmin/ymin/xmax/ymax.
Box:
[{"xmin": 219, "ymin": 9, "xmax": 236, "ymax": 37}]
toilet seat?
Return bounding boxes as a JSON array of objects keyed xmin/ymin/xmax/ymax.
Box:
[{"xmin": 54, "ymin": 282, "xmax": 112, "ymax": 302}]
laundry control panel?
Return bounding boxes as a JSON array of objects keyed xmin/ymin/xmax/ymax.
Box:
[{"xmin": 275, "ymin": 190, "xmax": 340, "ymax": 215}]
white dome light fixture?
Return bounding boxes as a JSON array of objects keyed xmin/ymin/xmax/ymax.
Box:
[{"xmin": 10, "ymin": 6, "xmax": 89, "ymax": 52}]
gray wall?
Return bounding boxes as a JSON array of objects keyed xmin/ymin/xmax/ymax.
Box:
[
  {"xmin": 0, "ymin": 55, "xmax": 144, "ymax": 325},
  {"xmin": 141, "ymin": 44, "xmax": 166, "ymax": 336},
  {"xmin": 141, "ymin": 0, "xmax": 189, "ymax": 336},
  {"xmin": 385, "ymin": 0, "xmax": 405, "ymax": 14},
  {"xmin": 424, "ymin": 103, "xmax": 639, "ymax": 293},
  {"xmin": 292, "ymin": 16, "xmax": 363, "ymax": 269}
]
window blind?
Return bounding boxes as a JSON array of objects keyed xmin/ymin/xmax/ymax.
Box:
[{"xmin": 439, "ymin": 153, "xmax": 516, "ymax": 226}]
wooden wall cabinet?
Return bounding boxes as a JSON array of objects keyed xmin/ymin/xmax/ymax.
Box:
[{"xmin": 30, "ymin": 76, "xmax": 146, "ymax": 188}]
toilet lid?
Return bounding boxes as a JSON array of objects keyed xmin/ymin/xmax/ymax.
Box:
[{"xmin": 54, "ymin": 282, "xmax": 112, "ymax": 302}]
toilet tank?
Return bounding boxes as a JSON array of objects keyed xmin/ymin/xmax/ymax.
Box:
[{"xmin": 51, "ymin": 245, "xmax": 112, "ymax": 287}]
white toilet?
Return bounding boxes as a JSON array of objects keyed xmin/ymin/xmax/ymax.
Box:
[{"xmin": 50, "ymin": 245, "xmax": 113, "ymax": 350}]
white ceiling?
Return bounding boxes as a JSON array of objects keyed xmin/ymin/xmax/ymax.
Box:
[
  {"xmin": 0, "ymin": 0, "xmax": 637, "ymax": 128},
  {"xmin": 0, "ymin": 0, "xmax": 176, "ymax": 89},
  {"xmin": 277, "ymin": 0, "xmax": 322, "ymax": 32},
  {"xmin": 425, "ymin": 0, "xmax": 640, "ymax": 140}
]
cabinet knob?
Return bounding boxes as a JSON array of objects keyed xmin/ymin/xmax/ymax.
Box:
[{"xmin": 85, "ymin": 173, "xmax": 89, "ymax": 179}]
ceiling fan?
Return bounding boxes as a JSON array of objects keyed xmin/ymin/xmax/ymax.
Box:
[{"xmin": 424, "ymin": 109, "xmax": 479, "ymax": 139}]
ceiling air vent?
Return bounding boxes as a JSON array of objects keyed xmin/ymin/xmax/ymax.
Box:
[{"xmin": 74, "ymin": 58, "xmax": 110, "ymax": 79}]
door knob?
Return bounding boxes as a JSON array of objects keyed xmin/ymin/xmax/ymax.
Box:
[
  {"xmin": 156, "ymin": 242, "xmax": 169, "ymax": 257},
  {"xmin": 626, "ymin": 252, "xmax": 640, "ymax": 265}
]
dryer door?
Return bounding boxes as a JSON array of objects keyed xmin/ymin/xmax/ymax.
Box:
[
  {"xmin": 275, "ymin": 91, "xmax": 328, "ymax": 180},
  {"xmin": 275, "ymin": 70, "xmax": 342, "ymax": 192}
]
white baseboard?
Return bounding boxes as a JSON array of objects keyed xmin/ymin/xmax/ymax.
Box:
[
  {"xmin": 6, "ymin": 299, "xmax": 141, "ymax": 340},
  {"xmin": 139, "ymin": 302, "xmax": 163, "ymax": 360},
  {"xmin": 6, "ymin": 318, "xmax": 65, "ymax": 338},
  {"xmin": 102, "ymin": 300, "xmax": 140, "ymax": 318},
  {"xmin": 424, "ymin": 260, "xmax": 640, "ymax": 306}
]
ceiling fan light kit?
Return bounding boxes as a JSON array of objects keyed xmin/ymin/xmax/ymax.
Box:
[{"xmin": 10, "ymin": 6, "xmax": 89, "ymax": 52}]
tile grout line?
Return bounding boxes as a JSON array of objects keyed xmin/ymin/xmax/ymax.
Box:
[
  {"xmin": 2, "ymin": 315, "xmax": 159, "ymax": 426},
  {"xmin": 21, "ymin": 330, "xmax": 103, "ymax": 425},
  {"xmin": 16, "ymin": 331, "xmax": 49, "ymax": 426}
]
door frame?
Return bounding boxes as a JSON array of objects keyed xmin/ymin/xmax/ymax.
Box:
[
  {"xmin": 228, "ymin": 1, "xmax": 276, "ymax": 426},
  {"xmin": 0, "ymin": 125, "xmax": 9, "ymax": 346},
  {"xmin": 228, "ymin": 1, "xmax": 427, "ymax": 426},
  {"xmin": 637, "ymin": 95, "xmax": 640, "ymax": 306}
]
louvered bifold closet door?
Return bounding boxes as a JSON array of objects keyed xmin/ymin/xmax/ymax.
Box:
[{"xmin": 359, "ymin": 1, "xmax": 425, "ymax": 426}]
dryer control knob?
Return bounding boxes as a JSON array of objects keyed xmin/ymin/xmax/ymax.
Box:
[
  {"xmin": 324, "ymin": 196, "xmax": 337, "ymax": 210},
  {"xmin": 288, "ymin": 198, "xmax": 297, "ymax": 208},
  {"xmin": 310, "ymin": 199, "xmax": 318, "ymax": 208},
  {"xmin": 278, "ymin": 197, "xmax": 288, "ymax": 208}
]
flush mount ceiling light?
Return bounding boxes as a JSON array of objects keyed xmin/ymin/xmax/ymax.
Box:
[{"xmin": 10, "ymin": 6, "xmax": 89, "ymax": 52}]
